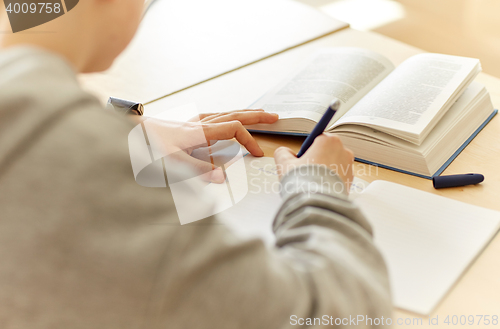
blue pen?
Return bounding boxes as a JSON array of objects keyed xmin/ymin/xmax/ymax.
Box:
[{"xmin": 297, "ymin": 99, "xmax": 341, "ymax": 158}]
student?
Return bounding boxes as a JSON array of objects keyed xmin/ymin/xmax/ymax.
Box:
[{"xmin": 0, "ymin": 1, "xmax": 391, "ymax": 328}]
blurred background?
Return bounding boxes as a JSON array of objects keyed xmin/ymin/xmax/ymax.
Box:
[{"xmin": 297, "ymin": 0, "xmax": 500, "ymax": 78}]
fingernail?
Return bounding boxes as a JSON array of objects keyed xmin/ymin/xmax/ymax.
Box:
[{"xmin": 210, "ymin": 168, "xmax": 226, "ymax": 183}]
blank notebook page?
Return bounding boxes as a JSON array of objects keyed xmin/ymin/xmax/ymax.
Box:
[{"xmin": 354, "ymin": 181, "xmax": 500, "ymax": 315}]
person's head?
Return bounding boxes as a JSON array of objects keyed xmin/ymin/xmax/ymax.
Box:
[{"xmin": 0, "ymin": 0, "xmax": 145, "ymax": 73}]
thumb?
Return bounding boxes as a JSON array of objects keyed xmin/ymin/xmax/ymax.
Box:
[
  {"xmin": 274, "ymin": 147, "xmax": 297, "ymax": 163},
  {"xmin": 274, "ymin": 147, "xmax": 299, "ymax": 177}
]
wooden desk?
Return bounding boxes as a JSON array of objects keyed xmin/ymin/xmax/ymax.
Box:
[
  {"xmin": 78, "ymin": 0, "xmax": 347, "ymax": 104},
  {"xmin": 144, "ymin": 28, "xmax": 500, "ymax": 327}
]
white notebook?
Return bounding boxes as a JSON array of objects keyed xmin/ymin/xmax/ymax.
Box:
[
  {"xmin": 214, "ymin": 156, "xmax": 500, "ymax": 315},
  {"xmin": 354, "ymin": 180, "xmax": 500, "ymax": 315}
]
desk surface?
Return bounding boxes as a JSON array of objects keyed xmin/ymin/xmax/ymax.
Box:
[
  {"xmin": 144, "ymin": 28, "xmax": 500, "ymax": 326},
  {"xmin": 78, "ymin": 0, "xmax": 346, "ymax": 104}
]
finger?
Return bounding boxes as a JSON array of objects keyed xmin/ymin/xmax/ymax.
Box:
[
  {"xmin": 188, "ymin": 112, "xmax": 220, "ymax": 122},
  {"xmin": 314, "ymin": 133, "xmax": 342, "ymax": 147},
  {"xmin": 343, "ymin": 149, "xmax": 355, "ymax": 191},
  {"xmin": 274, "ymin": 147, "xmax": 297, "ymax": 162},
  {"xmin": 203, "ymin": 110, "xmax": 274, "ymax": 124},
  {"xmin": 190, "ymin": 110, "xmax": 266, "ymax": 122},
  {"xmin": 302, "ymin": 134, "xmax": 341, "ymax": 158},
  {"xmin": 345, "ymin": 148, "xmax": 355, "ymax": 162},
  {"xmin": 169, "ymin": 151, "xmax": 226, "ymax": 184},
  {"xmin": 203, "ymin": 111, "xmax": 279, "ymax": 125},
  {"xmin": 273, "ymin": 147, "xmax": 297, "ymax": 177},
  {"xmin": 322, "ymin": 133, "xmax": 347, "ymax": 149},
  {"xmin": 202, "ymin": 121, "xmax": 264, "ymax": 157},
  {"xmin": 200, "ymin": 109, "xmax": 266, "ymax": 122}
]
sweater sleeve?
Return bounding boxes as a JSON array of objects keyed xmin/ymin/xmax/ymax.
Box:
[
  {"xmin": 147, "ymin": 165, "xmax": 392, "ymax": 328},
  {"xmin": 1, "ymin": 102, "xmax": 391, "ymax": 329},
  {"xmin": 0, "ymin": 46, "xmax": 389, "ymax": 328}
]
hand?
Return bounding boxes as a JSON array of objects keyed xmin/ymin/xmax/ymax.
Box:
[
  {"xmin": 188, "ymin": 109, "xmax": 279, "ymax": 157},
  {"xmin": 142, "ymin": 109, "xmax": 279, "ymax": 183},
  {"xmin": 274, "ymin": 134, "xmax": 354, "ymax": 192}
]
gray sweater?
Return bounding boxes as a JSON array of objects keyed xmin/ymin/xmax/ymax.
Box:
[{"xmin": 0, "ymin": 47, "xmax": 392, "ymax": 328}]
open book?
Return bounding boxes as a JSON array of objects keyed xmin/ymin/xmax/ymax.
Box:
[{"xmin": 246, "ymin": 48, "xmax": 497, "ymax": 178}]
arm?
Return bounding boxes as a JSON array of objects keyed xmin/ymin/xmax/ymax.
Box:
[
  {"xmin": 273, "ymin": 165, "xmax": 391, "ymax": 325},
  {"xmin": 3, "ymin": 105, "xmax": 390, "ymax": 328},
  {"xmin": 0, "ymin": 46, "xmax": 390, "ymax": 327},
  {"xmin": 272, "ymin": 136, "xmax": 392, "ymax": 324},
  {"xmin": 148, "ymin": 136, "xmax": 392, "ymax": 328}
]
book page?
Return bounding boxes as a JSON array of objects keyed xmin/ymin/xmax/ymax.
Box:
[
  {"xmin": 250, "ymin": 48, "xmax": 395, "ymax": 124},
  {"xmin": 355, "ymin": 181, "xmax": 500, "ymax": 314},
  {"xmin": 334, "ymin": 54, "xmax": 481, "ymax": 144}
]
